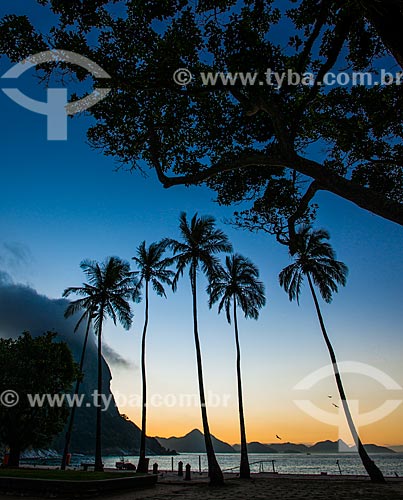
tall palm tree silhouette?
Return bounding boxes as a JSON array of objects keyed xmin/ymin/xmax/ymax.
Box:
[
  {"xmin": 63, "ymin": 257, "xmax": 137, "ymax": 472},
  {"xmin": 165, "ymin": 212, "xmax": 232, "ymax": 486},
  {"xmin": 132, "ymin": 241, "xmax": 174, "ymax": 473},
  {"xmin": 60, "ymin": 302, "xmax": 97, "ymax": 470},
  {"xmin": 208, "ymin": 253, "xmax": 266, "ymax": 479},
  {"xmin": 279, "ymin": 225, "xmax": 385, "ymax": 483}
]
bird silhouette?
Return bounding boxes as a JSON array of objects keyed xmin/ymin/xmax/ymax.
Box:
[
  {"xmin": 332, "ymin": 403, "xmax": 339, "ymax": 408},
  {"xmin": 276, "ymin": 435, "xmax": 282, "ymax": 440},
  {"xmin": 328, "ymin": 395, "xmax": 332, "ymax": 398}
]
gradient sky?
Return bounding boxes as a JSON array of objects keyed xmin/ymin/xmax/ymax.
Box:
[{"xmin": 0, "ymin": 1, "xmax": 402, "ymax": 447}]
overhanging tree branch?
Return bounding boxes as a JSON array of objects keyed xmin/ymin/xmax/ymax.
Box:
[
  {"xmin": 150, "ymin": 150, "xmax": 403, "ymax": 226},
  {"xmin": 359, "ymin": 0, "xmax": 403, "ymax": 69}
]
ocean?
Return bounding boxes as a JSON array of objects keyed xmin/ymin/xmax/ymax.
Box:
[{"xmin": 41, "ymin": 452, "xmax": 403, "ymax": 477}]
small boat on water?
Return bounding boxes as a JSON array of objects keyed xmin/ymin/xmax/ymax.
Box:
[{"xmin": 115, "ymin": 456, "xmax": 136, "ymax": 470}]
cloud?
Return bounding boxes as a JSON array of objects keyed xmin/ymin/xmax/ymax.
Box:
[
  {"xmin": 0, "ymin": 242, "xmax": 33, "ymax": 284},
  {"xmin": 0, "ymin": 276, "xmax": 133, "ymax": 394},
  {"xmin": 0, "ymin": 270, "xmax": 13, "ymax": 286},
  {"xmin": 0, "ymin": 275, "xmax": 96, "ymax": 358},
  {"xmin": 103, "ymin": 343, "xmax": 134, "ymax": 369},
  {"xmin": 0, "ymin": 242, "xmax": 32, "ymax": 272},
  {"xmin": 3, "ymin": 242, "xmax": 31, "ymax": 264},
  {"xmin": 0, "ymin": 276, "xmax": 136, "ymax": 420}
]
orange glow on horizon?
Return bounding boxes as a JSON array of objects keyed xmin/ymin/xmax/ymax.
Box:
[{"xmin": 120, "ymin": 405, "xmax": 403, "ymax": 447}]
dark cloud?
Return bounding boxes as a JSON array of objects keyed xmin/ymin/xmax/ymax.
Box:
[
  {"xmin": 103, "ymin": 343, "xmax": 134, "ymax": 369},
  {"xmin": 0, "ymin": 275, "xmax": 133, "ymax": 371},
  {"xmin": 0, "ymin": 275, "xmax": 135, "ymax": 423},
  {"xmin": 0, "ymin": 274, "xmax": 96, "ymax": 358}
]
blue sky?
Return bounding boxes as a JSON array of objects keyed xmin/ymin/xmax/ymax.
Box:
[{"xmin": 0, "ymin": 1, "xmax": 402, "ymax": 446}]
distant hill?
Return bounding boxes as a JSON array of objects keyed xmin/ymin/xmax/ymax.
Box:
[
  {"xmin": 269, "ymin": 443, "xmax": 309, "ymax": 454},
  {"xmin": 244, "ymin": 442, "xmax": 278, "ymax": 453},
  {"xmin": 233, "ymin": 439, "xmax": 395, "ymax": 455},
  {"xmin": 234, "ymin": 442, "xmax": 307, "ymax": 454},
  {"xmin": 309, "ymin": 439, "xmax": 348, "ymax": 453},
  {"xmin": 309, "ymin": 440, "xmax": 395, "ymax": 454},
  {"xmin": 156, "ymin": 429, "xmax": 236, "ymax": 453},
  {"xmin": 160, "ymin": 430, "xmax": 396, "ymax": 455}
]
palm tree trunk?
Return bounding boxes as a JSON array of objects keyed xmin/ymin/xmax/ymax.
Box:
[
  {"xmin": 95, "ymin": 306, "xmax": 104, "ymax": 472},
  {"xmin": 137, "ymin": 281, "xmax": 149, "ymax": 473},
  {"xmin": 233, "ymin": 299, "xmax": 251, "ymax": 479},
  {"xmin": 191, "ymin": 263, "xmax": 224, "ymax": 486},
  {"xmin": 307, "ymin": 274, "xmax": 385, "ymax": 483},
  {"xmin": 61, "ymin": 315, "xmax": 92, "ymax": 470}
]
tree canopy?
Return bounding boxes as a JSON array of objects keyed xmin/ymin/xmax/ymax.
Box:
[
  {"xmin": 0, "ymin": 332, "xmax": 78, "ymax": 463},
  {"xmin": 1, "ymin": 1, "xmax": 403, "ymax": 243}
]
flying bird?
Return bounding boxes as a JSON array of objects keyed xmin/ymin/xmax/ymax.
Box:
[
  {"xmin": 328, "ymin": 395, "xmax": 332, "ymax": 398},
  {"xmin": 276, "ymin": 435, "xmax": 282, "ymax": 440},
  {"xmin": 332, "ymin": 403, "xmax": 339, "ymax": 408}
]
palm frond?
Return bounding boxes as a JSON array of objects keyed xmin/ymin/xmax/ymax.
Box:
[
  {"xmin": 210, "ymin": 253, "xmax": 266, "ymax": 323},
  {"xmin": 280, "ymin": 225, "xmax": 348, "ymax": 304},
  {"xmin": 64, "ymin": 256, "xmax": 136, "ymax": 335}
]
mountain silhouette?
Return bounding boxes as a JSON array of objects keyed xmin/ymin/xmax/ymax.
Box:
[
  {"xmin": 0, "ymin": 278, "xmax": 169, "ymax": 456},
  {"xmin": 308, "ymin": 440, "xmax": 395, "ymax": 454},
  {"xmin": 156, "ymin": 429, "xmax": 236, "ymax": 453}
]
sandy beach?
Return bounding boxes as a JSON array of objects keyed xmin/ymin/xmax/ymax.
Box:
[{"xmin": 2, "ymin": 475, "xmax": 402, "ymax": 500}]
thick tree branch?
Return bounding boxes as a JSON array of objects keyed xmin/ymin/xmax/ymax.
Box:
[
  {"xmin": 297, "ymin": 0, "xmax": 333, "ymax": 73},
  {"xmin": 154, "ymin": 154, "xmax": 287, "ymax": 187},
  {"xmin": 294, "ymin": 155, "xmax": 403, "ymax": 226},
  {"xmin": 151, "ymin": 151, "xmax": 403, "ymax": 226},
  {"xmin": 360, "ymin": 0, "xmax": 403, "ymax": 69},
  {"xmin": 294, "ymin": 11, "xmax": 353, "ymax": 128},
  {"xmin": 261, "ymin": 101, "xmax": 296, "ymax": 154},
  {"xmin": 313, "ymin": 13, "xmax": 352, "ymax": 85}
]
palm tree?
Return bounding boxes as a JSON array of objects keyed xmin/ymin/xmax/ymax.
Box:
[
  {"xmin": 60, "ymin": 303, "xmax": 97, "ymax": 470},
  {"xmin": 279, "ymin": 225, "xmax": 385, "ymax": 483},
  {"xmin": 63, "ymin": 257, "xmax": 137, "ymax": 472},
  {"xmin": 132, "ymin": 241, "xmax": 174, "ymax": 473},
  {"xmin": 208, "ymin": 254, "xmax": 266, "ymax": 479},
  {"xmin": 164, "ymin": 212, "xmax": 232, "ymax": 486}
]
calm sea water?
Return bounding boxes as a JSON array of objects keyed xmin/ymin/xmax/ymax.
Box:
[{"xmin": 61, "ymin": 452, "xmax": 403, "ymax": 477}]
